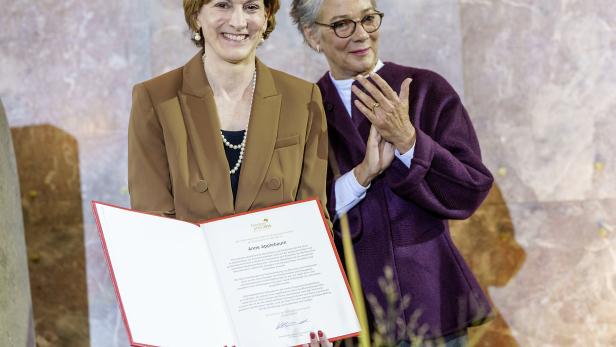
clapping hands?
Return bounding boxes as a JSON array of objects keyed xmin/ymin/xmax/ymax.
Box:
[
  {"xmin": 354, "ymin": 124, "xmax": 395, "ymax": 187},
  {"xmin": 352, "ymin": 73, "xmax": 416, "ymax": 154}
]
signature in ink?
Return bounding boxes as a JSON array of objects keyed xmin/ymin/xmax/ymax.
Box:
[{"xmin": 276, "ymin": 319, "xmax": 309, "ymax": 330}]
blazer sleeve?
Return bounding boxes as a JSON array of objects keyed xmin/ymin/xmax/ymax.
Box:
[
  {"xmin": 385, "ymin": 83, "xmax": 493, "ymax": 220},
  {"xmin": 127, "ymin": 83, "xmax": 176, "ymax": 217},
  {"xmin": 296, "ymin": 84, "xmax": 331, "ymax": 222}
]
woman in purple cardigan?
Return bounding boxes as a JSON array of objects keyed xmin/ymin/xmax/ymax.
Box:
[{"xmin": 291, "ymin": 0, "xmax": 494, "ymax": 346}]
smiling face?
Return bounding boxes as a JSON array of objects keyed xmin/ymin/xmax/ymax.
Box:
[
  {"xmin": 197, "ymin": 0, "xmax": 268, "ymax": 64},
  {"xmin": 305, "ymin": 0, "xmax": 380, "ymax": 79}
]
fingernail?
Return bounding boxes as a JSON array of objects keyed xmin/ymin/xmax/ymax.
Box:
[
  {"xmin": 318, "ymin": 330, "xmax": 324, "ymax": 338},
  {"xmin": 310, "ymin": 332, "xmax": 316, "ymax": 339}
]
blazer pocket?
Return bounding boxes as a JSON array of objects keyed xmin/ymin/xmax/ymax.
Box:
[{"xmin": 274, "ymin": 134, "xmax": 299, "ymax": 149}]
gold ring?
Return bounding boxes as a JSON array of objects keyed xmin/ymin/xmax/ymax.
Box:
[{"xmin": 371, "ymin": 102, "xmax": 380, "ymax": 113}]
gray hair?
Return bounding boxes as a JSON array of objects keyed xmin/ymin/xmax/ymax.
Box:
[
  {"xmin": 290, "ymin": 0, "xmax": 378, "ymax": 42},
  {"xmin": 289, "ymin": 0, "xmax": 324, "ymax": 39}
]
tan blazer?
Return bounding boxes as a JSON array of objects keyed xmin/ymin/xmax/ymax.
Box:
[{"xmin": 128, "ymin": 51, "xmax": 328, "ymax": 222}]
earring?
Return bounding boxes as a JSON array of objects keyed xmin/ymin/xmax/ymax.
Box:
[
  {"xmin": 194, "ymin": 30, "xmax": 202, "ymax": 41},
  {"xmin": 316, "ymin": 44, "xmax": 321, "ymax": 53}
]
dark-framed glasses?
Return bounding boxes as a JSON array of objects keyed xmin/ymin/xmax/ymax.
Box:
[{"xmin": 315, "ymin": 12, "xmax": 384, "ymax": 39}]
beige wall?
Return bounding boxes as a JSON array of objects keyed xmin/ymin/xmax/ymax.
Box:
[
  {"xmin": 460, "ymin": 1, "xmax": 616, "ymax": 345},
  {"xmin": 1, "ymin": 0, "xmax": 614, "ymax": 345}
]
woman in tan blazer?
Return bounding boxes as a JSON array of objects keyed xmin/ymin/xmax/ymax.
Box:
[{"xmin": 128, "ymin": 0, "xmax": 329, "ymax": 225}]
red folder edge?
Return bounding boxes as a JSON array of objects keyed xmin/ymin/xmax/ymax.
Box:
[{"xmin": 91, "ymin": 198, "xmax": 360, "ymax": 346}]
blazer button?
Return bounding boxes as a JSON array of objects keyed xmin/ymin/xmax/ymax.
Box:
[
  {"xmin": 267, "ymin": 177, "xmax": 281, "ymax": 190},
  {"xmin": 194, "ymin": 179, "xmax": 208, "ymax": 193}
]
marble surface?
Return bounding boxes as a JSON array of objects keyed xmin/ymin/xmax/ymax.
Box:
[
  {"xmin": 460, "ymin": 0, "xmax": 616, "ymax": 203},
  {"xmin": 459, "ymin": 0, "xmax": 616, "ymax": 346},
  {"xmin": 1, "ymin": 0, "xmax": 615, "ymax": 346},
  {"xmin": 498, "ymin": 199, "xmax": 616, "ymax": 346},
  {"xmin": 0, "ymin": 100, "xmax": 35, "ymax": 347},
  {"xmin": 0, "ymin": 1, "xmax": 144, "ymax": 345}
]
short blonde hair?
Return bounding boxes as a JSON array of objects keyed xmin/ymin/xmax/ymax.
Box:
[{"xmin": 183, "ymin": 0, "xmax": 280, "ymax": 47}]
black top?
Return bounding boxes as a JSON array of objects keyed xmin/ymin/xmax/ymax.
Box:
[{"xmin": 221, "ymin": 130, "xmax": 245, "ymax": 202}]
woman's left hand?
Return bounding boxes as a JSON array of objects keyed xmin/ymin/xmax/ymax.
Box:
[
  {"xmin": 352, "ymin": 73, "xmax": 416, "ymax": 154},
  {"xmin": 301, "ymin": 330, "xmax": 332, "ymax": 347}
]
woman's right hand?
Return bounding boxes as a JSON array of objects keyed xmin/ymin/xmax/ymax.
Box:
[
  {"xmin": 302, "ymin": 330, "xmax": 333, "ymax": 347},
  {"xmin": 354, "ymin": 124, "xmax": 395, "ymax": 187}
]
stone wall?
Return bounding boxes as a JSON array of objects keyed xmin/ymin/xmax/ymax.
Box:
[
  {"xmin": 1, "ymin": 0, "xmax": 615, "ymax": 345},
  {"xmin": 458, "ymin": 1, "xmax": 616, "ymax": 345}
]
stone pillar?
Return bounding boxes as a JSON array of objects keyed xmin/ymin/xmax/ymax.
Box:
[
  {"xmin": 0, "ymin": 99, "xmax": 35, "ymax": 346},
  {"xmin": 11, "ymin": 124, "xmax": 90, "ymax": 347}
]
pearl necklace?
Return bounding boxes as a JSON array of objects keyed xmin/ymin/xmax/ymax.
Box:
[
  {"xmin": 205, "ymin": 55, "xmax": 257, "ymax": 175},
  {"xmin": 221, "ymin": 128, "xmax": 247, "ymax": 175}
]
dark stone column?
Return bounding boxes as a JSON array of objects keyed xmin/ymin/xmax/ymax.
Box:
[{"xmin": 11, "ymin": 124, "xmax": 90, "ymax": 346}]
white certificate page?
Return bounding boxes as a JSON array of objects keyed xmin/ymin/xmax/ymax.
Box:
[
  {"xmin": 93, "ymin": 203, "xmax": 237, "ymax": 347},
  {"xmin": 201, "ymin": 199, "xmax": 360, "ymax": 347}
]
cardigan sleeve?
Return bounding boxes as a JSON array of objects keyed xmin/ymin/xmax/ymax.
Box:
[
  {"xmin": 127, "ymin": 83, "xmax": 176, "ymax": 218},
  {"xmin": 384, "ymin": 79, "xmax": 493, "ymax": 220}
]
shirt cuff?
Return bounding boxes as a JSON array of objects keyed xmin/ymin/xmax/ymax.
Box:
[
  {"xmin": 334, "ymin": 169, "xmax": 369, "ymax": 219},
  {"xmin": 348, "ymin": 168, "xmax": 369, "ymax": 195},
  {"xmin": 394, "ymin": 144, "xmax": 415, "ymax": 168}
]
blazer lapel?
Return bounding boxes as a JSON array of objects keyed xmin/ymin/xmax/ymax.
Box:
[
  {"xmin": 350, "ymin": 81, "xmax": 372, "ymax": 141},
  {"xmin": 178, "ymin": 51, "xmax": 234, "ymax": 216},
  {"xmin": 317, "ymin": 74, "xmax": 366, "ymax": 173},
  {"xmin": 234, "ymin": 59, "xmax": 281, "ymax": 213}
]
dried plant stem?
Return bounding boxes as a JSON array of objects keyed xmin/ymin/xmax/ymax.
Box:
[
  {"xmin": 467, "ymin": 319, "xmax": 490, "ymax": 346},
  {"xmin": 339, "ymin": 212, "xmax": 371, "ymax": 347}
]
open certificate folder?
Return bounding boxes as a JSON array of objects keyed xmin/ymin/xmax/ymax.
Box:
[{"xmin": 92, "ymin": 199, "xmax": 360, "ymax": 347}]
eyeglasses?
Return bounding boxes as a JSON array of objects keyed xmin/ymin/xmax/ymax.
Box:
[{"xmin": 314, "ymin": 12, "xmax": 384, "ymax": 39}]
